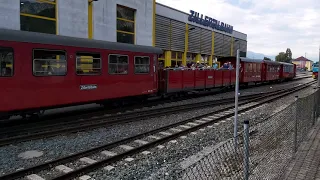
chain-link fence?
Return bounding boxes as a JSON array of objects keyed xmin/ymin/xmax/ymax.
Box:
[{"xmin": 177, "ymin": 88, "xmax": 320, "ymax": 180}]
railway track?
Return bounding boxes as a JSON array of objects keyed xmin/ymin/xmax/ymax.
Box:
[
  {"xmin": 0, "ymin": 80, "xmax": 315, "ymax": 180},
  {"xmin": 0, "ymin": 79, "xmax": 313, "ymax": 147},
  {"xmin": 0, "ymin": 75, "xmax": 310, "ymax": 128}
]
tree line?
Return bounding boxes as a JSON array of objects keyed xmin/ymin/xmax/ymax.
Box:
[{"xmin": 262, "ymin": 48, "xmax": 293, "ymax": 63}]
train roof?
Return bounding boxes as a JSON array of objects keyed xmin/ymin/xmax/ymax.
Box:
[
  {"xmin": 263, "ymin": 60, "xmax": 281, "ymax": 65},
  {"xmin": 0, "ymin": 28, "xmax": 163, "ymax": 54},
  {"xmin": 240, "ymin": 58, "xmax": 264, "ymax": 63},
  {"xmin": 279, "ymin": 62, "xmax": 294, "ymax": 66}
]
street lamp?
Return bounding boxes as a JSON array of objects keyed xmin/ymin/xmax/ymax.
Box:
[{"xmin": 234, "ymin": 39, "xmax": 240, "ymax": 149}]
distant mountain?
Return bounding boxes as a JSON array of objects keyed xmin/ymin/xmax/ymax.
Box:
[{"xmin": 246, "ymin": 51, "xmax": 275, "ymax": 61}]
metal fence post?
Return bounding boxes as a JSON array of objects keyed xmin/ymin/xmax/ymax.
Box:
[
  {"xmin": 293, "ymin": 96, "xmax": 299, "ymax": 153},
  {"xmin": 313, "ymin": 87, "xmax": 318, "ymax": 125},
  {"xmin": 234, "ymin": 49, "xmax": 240, "ymax": 150},
  {"xmin": 243, "ymin": 120, "xmax": 250, "ymax": 180}
]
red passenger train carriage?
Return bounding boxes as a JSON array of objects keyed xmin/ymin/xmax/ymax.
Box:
[
  {"xmin": 279, "ymin": 62, "xmax": 296, "ymax": 80},
  {"xmin": 219, "ymin": 57, "xmax": 263, "ymax": 84},
  {"xmin": 158, "ymin": 68, "xmax": 236, "ymax": 94},
  {"xmin": 263, "ymin": 60, "xmax": 281, "ymax": 81},
  {"xmin": 0, "ymin": 29, "xmax": 162, "ymax": 118},
  {"xmin": 0, "ymin": 29, "xmax": 297, "ymax": 120}
]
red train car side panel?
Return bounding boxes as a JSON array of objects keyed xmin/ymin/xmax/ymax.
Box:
[
  {"xmin": 0, "ymin": 29, "xmax": 163, "ymax": 115},
  {"xmin": 195, "ymin": 70, "xmax": 206, "ymax": 89},
  {"xmin": 215, "ymin": 70, "xmax": 223, "ymax": 87},
  {"xmin": 230, "ymin": 70, "xmax": 236, "ymax": 85},
  {"xmin": 182, "ymin": 70, "xmax": 195, "ymax": 90},
  {"xmin": 167, "ymin": 70, "xmax": 183, "ymax": 92},
  {"xmin": 205, "ymin": 70, "xmax": 215, "ymax": 88},
  {"xmin": 222, "ymin": 70, "xmax": 231, "ymax": 86}
]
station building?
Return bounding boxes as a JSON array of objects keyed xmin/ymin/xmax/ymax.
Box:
[{"xmin": 0, "ymin": 0, "xmax": 247, "ymax": 67}]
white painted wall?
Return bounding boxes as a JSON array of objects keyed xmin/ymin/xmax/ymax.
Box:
[
  {"xmin": 93, "ymin": 0, "xmax": 153, "ymax": 46},
  {"xmin": 57, "ymin": 0, "xmax": 88, "ymax": 38},
  {"xmin": 0, "ymin": 0, "xmax": 20, "ymax": 30}
]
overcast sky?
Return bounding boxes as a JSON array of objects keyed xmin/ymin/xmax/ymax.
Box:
[{"xmin": 157, "ymin": 0, "xmax": 320, "ymax": 62}]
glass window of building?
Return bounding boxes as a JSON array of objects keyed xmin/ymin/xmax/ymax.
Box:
[
  {"xmin": 20, "ymin": 0, "xmax": 56, "ymax": 34},
  {"xmin": 117, "ymin": 5, "xmax": 135, "ymax": 44},
  {"xmin": 171, "ymin": 51, "xmax": 183, "ymax": 67}
]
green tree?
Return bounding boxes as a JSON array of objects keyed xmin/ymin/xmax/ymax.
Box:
[
  {"xmin": 275, "ymin": 52, "xmax": 287, "ymax": 62},
  {"xmin": 263, "ymin": 57, "xmax": 271, "ymax": 61},
  {"xmin": 285, "ymin": 48, "xmax": 292, "ymax": 62}
]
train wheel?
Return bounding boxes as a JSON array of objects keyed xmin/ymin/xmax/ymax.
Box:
[
  {"xmin": 0, "ymin": 115, "xmax": 10, "ymax": 120},
  {"xmin": 20, "ymin": 114, "xmax": 26, "ymax": 119},
  {"xmin": 38, "ymin": 110, "xmax": 45, "ymax": 117}
]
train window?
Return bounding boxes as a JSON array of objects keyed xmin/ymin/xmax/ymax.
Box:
[
  {"xmin": 108, "ymin": 54, "xmax": 129, "ymax": 74},
  {"xmin": 33, "ymin": 49, "xmax": 66, "ymax": 76},
  {"xmin": 0, "ymin": 47, "xmax": 14, "ymax": 77},
  {"xmin": 248, "ymin": 63, "xmax": 252, "ymax": 72},
  {"xmin": 76, "ymin": 53, "xmax": 101, "ymax": 75},
  {"xmin": 134, "ymin": 56, "xmax": 150, "ymax": 74},
  {"xmin": 257, "ymin": 64, "xmax": 260, "ymax": 72},
  {"xmin": 252, "ymin": 64, "xmax": 256, "ymax": 72}
]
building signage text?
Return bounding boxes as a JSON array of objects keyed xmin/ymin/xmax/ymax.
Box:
[{"xmin": 188, "ymin": 10, "xmax": 233, "ymax": 34}]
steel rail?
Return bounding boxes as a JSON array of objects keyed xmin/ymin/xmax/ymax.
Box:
[
  {"xmin": 0, "ymin": 81, "xmax": 311, "ymax": 147},
  {"xmin": 0, "ymin": 80, "xmax": 315, "ymax": 180}
]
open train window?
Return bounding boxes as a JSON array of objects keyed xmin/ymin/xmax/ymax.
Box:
[
  {"xmin": 33, "ymin": 49, "xmax": 67, "ymax": 76},
  {"xmin": 108, "ymin": 54, "xmax": 129, "ymax": 74},
  {"xmin": 134, "ymin": 56, "xmax": 150, "ymax": 74},
  {"xmin": 76, "ymin": 52, "xmax": 101, "ymax": 75},
  {"xmin": 0, "ymin": 47, "xmax": 14, "ymax": 77},
  {"xmin": 252, "ymin": 63, "xmax": 256, "ymax": 72}
]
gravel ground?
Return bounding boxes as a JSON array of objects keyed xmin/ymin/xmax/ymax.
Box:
[
  {"xmin": 84, "ymin": 82, "xmax": 317, "ymax": 180},
  {"xmin": 0, "ymin": 77, "xmax": 314, "ymax": 176}
]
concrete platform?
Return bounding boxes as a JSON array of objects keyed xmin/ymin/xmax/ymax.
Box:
[{"xmin": 282, "ymin": 122, "xmax": 320, "ymax": 180}]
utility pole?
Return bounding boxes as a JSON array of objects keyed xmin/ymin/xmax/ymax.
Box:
[{"xmin": 318, "ymin": 47, "xmax": 320, "ymax": 86}]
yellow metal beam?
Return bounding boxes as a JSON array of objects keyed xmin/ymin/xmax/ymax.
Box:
[
  {"xmin": 195, "ymin": 54, "xmax": 201, "ymax": 63},
  {"xmin": 209, "ymin": 31, "xmax": 215, "ymax": 66},
  {"xmin": 116, "ymin": 30, "xmax": 135, "ymax": 35},
  {"xmin": 55, "ymin": 0, "xmax": 58, "ymax": 35},
  {"xmin": 152, "ymin": 0, "xmax": 156, "ymax": 47},
  {"xmin": 36, "ymin": 0, "xmax": 56, "ymax": 5},
  {"xmin": 88, "ymin": 1, "xmax": 93, "ymax": 39},
  {"xmin": 116, "ymin": 17, "xmax": 135, "ymax": 23},
  {"xmin": 20, "ymin": 13, "xmax": 56, "ymax": 21},
  {"xmin": 164, "ymin": 51, "xmax": 171, "ymax": 67},
  {"xmin": 183, "ymin": 23, "xmax": 189, "ymax": 66}
]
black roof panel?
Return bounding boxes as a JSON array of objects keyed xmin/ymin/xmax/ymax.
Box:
[{"xmin": 0, "ymin": 28, "xmax": 163, "ymax": 54}]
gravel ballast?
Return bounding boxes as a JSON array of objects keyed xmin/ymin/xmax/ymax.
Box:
[
  {"xmin": 0, "ymin": 77, "xmax": 314, "ymax": 176},
  {"xmin": 85, "ymin": 83, "xmax": 317, "ymax": 180}
]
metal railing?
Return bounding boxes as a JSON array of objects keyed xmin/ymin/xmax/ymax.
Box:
[{"xmin": 175, "ymin": 87, "xmax": 320, "ymax": 180}]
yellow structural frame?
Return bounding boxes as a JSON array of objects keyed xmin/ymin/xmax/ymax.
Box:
[
  {"xmin": 182, "ymin": 23, "xmax": 188, "ymax": 66},
  {"xmin": 164, "ymin": 51, "xmax": 171, "ymax": 68},
  {"xmin": 208, "ymin": 31, "xmax": 215, "ymax": 66},
  {"xmin": 88, "ymin": 0, "xmax": 93, "ymax": 39},
  {"xmin": 163, "ymin": 20, "xmax": 172, "ymax": 67},
  {"xmin": 171, "ymin": 51, "xmax": 183, "ymax": 66},
  {"xmin": 20, "ymin": 0, "xmax": 57, "ymax": 35},
  {"xmin": 116, "ymin": 5, "xmax": 136, "ymax": 44}
]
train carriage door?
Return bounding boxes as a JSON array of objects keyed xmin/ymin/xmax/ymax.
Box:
[{"xmin": 153, "ymin": 54, "xmax": 158, "ymax": 91}]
